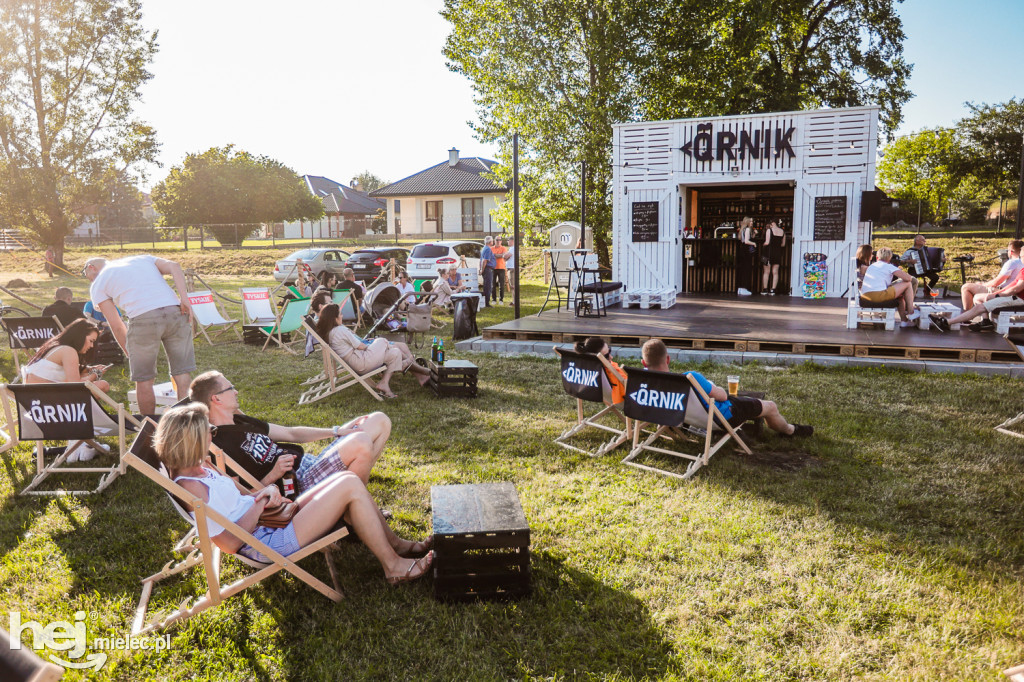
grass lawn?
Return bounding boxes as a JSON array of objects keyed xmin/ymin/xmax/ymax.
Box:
[{"xmin": 1, "ymin": 253, "xmax": 1024, "ymax": 680}]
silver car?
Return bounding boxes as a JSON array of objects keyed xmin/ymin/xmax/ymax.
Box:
[{"xmin": 273, "ymin": 248, "xmax": 352, "ymax": 283}]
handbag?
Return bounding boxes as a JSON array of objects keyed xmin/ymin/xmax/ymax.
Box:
[{"xmin": 258, "ymin": 500, "xmax": 299, "ymax": 528}]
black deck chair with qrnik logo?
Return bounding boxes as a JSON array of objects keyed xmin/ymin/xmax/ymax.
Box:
[
  {"xmin": 0, "ymin": 314, "xmax": 64, "ymax": 376},
  {"xmin": 621, "ymin": 366, "xmax": 751, "ymax": 480},
  {"xmin": 552, "ymin": 347, "xmax": 632, "ymax": 457},
  {"xmin": 2, "ymin": 381, "xmax": 141, "ymax": 495}
]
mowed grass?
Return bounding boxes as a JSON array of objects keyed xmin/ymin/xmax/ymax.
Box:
[{"xmin": 1, "ymin": 252, "xmax": 1023, "ymax": 680}]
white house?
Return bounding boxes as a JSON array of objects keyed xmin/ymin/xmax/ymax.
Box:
[{"xmin": 369, "ymin": 149, "xmax": 507, "ymax": 235}]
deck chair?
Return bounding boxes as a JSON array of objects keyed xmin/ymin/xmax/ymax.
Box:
[
  {"xmin": 257, "ymin": 296, "xmax": 311, "ymax": 353},
  {"xmin": 2, "ymin": 381, "xmax": 141, "ymax": 495},
  {"xmin": 123, "ymin": 419, "xmax": 348, "ymax": 637},
  {"xmin": 552, "ymin": 347, "xmax": 631, "ymax": 457},
  {"xmin": 1, "ymin": 315, "xmax": 63, "ymax": 375},
  {"xmin": 332, "ymin": 289, "xmax": 363, "ymax": 329},
  {"xmin": 1005, "ymin": 663, "xmax": 1024, "ymax": 682},
  {"xmin": 621, "ymin": 366, "xmax": 751, "ymax": 480},
  {"xmin": 187, "ymin": 290, "xmax": 240, "ymax": 344},
  {"xmin": 0, "ymin": 375, "xmax": 14, "ymax": 454},
  {"xmin": 240, "ymin": 287, "xmax": 278, "ymax": 345},
  {"xmin": 0, "ymin": 627, "xmax": 65, "ymax": 682},
  {"xmin": 298, "ymin": 320, "xmax": 384, "ymax": 404}
]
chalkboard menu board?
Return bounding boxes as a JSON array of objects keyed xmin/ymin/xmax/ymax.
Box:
[
  {"xmin": 631, "ymin": 201, "xmax": 659, "ymax": 242},
  {"xmin": 813, "ymin": 196, "xmax": 847, "ymax": 241}
]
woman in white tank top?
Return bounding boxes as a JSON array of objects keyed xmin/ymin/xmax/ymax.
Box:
[
  {"xmin": 155, "ymin": 403, "xmax": 434, "ymax": 584},
  {"xmin": 23, "ymin": 318, "xmax": 111, "ymax": 393}
]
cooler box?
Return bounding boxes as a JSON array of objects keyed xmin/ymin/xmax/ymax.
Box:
[{"xmin": 128, "ymin": 381, "xmax": 179, "ymax": 414}]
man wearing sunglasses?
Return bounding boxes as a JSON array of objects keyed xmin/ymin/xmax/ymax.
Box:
[{"xmin": 189, "ymin": 371, "xmax": 391, "ymax": 493}]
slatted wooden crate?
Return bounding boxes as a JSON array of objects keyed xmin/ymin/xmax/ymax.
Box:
[
  {"xmin": 431, "ymin": 482, "xmax": 531, "ymax": 602},
  {"xmin": 428, "ymin": 359, "xmax": 479, "ymax": 398}
]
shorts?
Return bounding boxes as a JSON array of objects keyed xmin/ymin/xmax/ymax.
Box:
[
  {"xmin": 983, "ymin": 295, "xmax": 1024, "ymax": 313},
  {"xmin": 125, "ymin": 306, "xmax": 196, "ymax": 381},
  {"xmin": 295, "ymin": 439, "xmax": 349, "ymax": 492},
  {"xmin": 726, "ymin": 395, "xmax": 763, "ymax": 427},
  {"xmin": 238, "ymin": 523, "xmax": 301, "ymax": 563},
  {"xmin": 860, "ymin": 287, "xmax": 897, "ymax": 304}
]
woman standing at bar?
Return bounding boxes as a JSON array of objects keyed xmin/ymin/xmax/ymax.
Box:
[
  {"xmin": 736, "ymin": 216, "xmax": 756, "ymax": 296},
  {"xmin": 761, "ymin": 220, "xmax": 786, "ymax": 295}
]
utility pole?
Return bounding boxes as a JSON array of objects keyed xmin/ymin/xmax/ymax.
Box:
[
  {"xmin": 1016, "ymin": 132, "xmax": 1024, "ymax": 240},
  {"xmin": 581, "ymin": 160, "xmax": 587, "ymax": 247},
  {"xmin": 513, "ymin": 132, "xmax": 521, "ymax": 319}
]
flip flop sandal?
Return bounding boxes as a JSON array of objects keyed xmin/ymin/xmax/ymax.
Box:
[{"xmin": 387, "ymin": 551, "xmax": 434, "ymax": 586}]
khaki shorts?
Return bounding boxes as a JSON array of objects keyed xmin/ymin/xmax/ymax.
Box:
[
  {"xmin": 126, "ymin": 305, "xmax": 196, "ymax": 381},
  {"xmin": 983, "ymin": 295, "xmax": 1024, "ymax": 313},
  {"xmin": 860, "ymin": 287, "xmax": 897, "ymax": 303}
]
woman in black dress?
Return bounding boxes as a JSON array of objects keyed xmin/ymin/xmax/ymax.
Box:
[{"xmin": 761, "ymin": 220, "xmax": 786, "ymax": 295}]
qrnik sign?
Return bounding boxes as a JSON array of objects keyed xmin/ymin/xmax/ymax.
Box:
[{"xmin": 678, "ymin": 122, "xmax": 797, "ymax": 165}]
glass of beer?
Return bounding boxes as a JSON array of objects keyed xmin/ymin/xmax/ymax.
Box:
[{"xmin": 727, "ymin": 375, "xmax": 740, "ymax": 396}]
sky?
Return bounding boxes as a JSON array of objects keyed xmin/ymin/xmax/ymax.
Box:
[{"xmin": 133, "ymin": 0, "xmax": 1024, "ymax": 191}]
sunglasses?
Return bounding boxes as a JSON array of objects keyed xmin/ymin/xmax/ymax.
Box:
[
  {"xmin": 209, "ymin": 424, "xmax": 218, "ymax": 438},
  {"xmin": 213, "ymin": 384, "xmax": 235, "ymax": 396}
]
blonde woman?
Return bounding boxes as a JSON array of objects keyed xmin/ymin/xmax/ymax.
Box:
[{"xmin": 154, "ymin": 403, "xmax": 433, "ymax": 584}]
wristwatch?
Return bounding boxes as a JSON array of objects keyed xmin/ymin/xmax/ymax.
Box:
[{"xmin": 332, "ymin": 425, "xmax": 342, "ymax": 437}]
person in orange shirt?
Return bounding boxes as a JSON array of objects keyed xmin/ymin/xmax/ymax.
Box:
[
  {"xmin": 491, "ymin": 238, "xmax": 508, "ymax": 305},
  {"xmin": 574, "ymin": 336, "xmax": 626, "ymax": 405}
]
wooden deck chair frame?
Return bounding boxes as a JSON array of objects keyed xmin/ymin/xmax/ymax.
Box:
[
  {"xmin": 123, "ymin": 419, "xmax": 348, "ymax": 637},
  {"xmin": 1, "ymin": 315, "xmax": 64, "ymax": 375},
  {"xmin": 994, "ymin": 411, "xmax": 1024, "ymax": 438},
  {"xmin": 621, "ymin": 367, "xmax": 751, "ymax": 480},
  {"xmin": 552, "ymin": 347, "xmax": 632, "ymax": 457},
  {"xmin": 187, "ymin": 290, "xmax": 241, "ymax": 345},
  {"xmin": 331, "ymin": 289, "xmax": 363, "ymax": 329},
  {"xmin": 298, "ymin": 320, "xmax": 384, "ymax": 404},
  {"xmin": 0, "ymin": 375, "xmax": 15, "ymax": 454},
  {"xmin": 1005, "ymin": 662, "xmax": 1024, "ymax": 681},
  {"xmin": 2, "ymin": 381, "xmax": 141, "ymax": 495},
  {"xmin": 256, "ymin": 296, "xmax": 310, "ymax": 354}
]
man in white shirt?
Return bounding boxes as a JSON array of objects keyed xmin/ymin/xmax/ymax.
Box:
[
  {"xmin": 960, "ymin": 240, "xmax": 1023, "ymax": 311},
  {"xmin": 504, "ymin": 237, "xmax": 516, "ymax": 297},
  {"xmin": 860, "ymin": 247, "xmax": 920, "ymax": 327},
  {"xmin": 84, "ymin": 255, "xmax": 195, "ymax": 414}
]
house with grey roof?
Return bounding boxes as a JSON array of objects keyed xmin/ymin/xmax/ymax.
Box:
[
  {"xmin": 279, "ymin": 175, "xmax": 385, "ymax": 239},
  {"xmin": 369, "ymin": 149, "xmax": 507, "ymax": 235}
]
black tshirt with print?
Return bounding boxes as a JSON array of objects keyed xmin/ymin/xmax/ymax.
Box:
[{"xmin": 211, "ymin": 414, "xmax": 305, "ymax": 483}]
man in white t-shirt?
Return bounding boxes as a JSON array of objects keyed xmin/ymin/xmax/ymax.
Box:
[
  {"xmin": 860, "ymin": 247, "xmax": 920, "ymax": 327},
  {"xmin": 504, "ymin": 237, "xmax": 516, "ymax": 297},
  {"xmin": 960, "ymin": 240, "xmax": 1023, "ymax": 311},
  {"xmin": 84, "ymin": 255, "xmax": 195, "ymax": 414}
]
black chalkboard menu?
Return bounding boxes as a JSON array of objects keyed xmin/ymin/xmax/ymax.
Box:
[
  {"xmin": 631, "ymin": 201, "xmax": 659, "ymax": 242},
  {"xmin": 813, "ymin": 196, "xmax": 847, "ymax": 241}
]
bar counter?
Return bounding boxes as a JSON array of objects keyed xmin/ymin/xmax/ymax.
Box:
[{"xmin": 683, "ymin": 237, "xmax": 793, "ymax": 295}]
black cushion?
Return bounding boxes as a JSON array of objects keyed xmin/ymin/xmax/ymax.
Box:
[
  {"xmin": 579, "ymin": 281, "xmax": 623, "ymax": 294},
  {"xmin": 859, "ymin": 296, "xmax": 898, "ymax": 309}
]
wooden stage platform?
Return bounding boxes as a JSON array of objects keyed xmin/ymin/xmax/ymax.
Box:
[{"xmin": 483, "ymin": 295, "xmax": 1021, "ymax": 364}]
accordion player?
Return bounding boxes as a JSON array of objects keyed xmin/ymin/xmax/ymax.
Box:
[{"xmin": 900, "ymin": 246, "xmax": 945, "ymax": 293}]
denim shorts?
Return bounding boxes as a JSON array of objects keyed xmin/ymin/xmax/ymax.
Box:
[
  {"xmin": 238, "ymin": 523, "xmax": 301, "ymax": 563},
  {"xmin": 125, "ymin": 305, "xmax": 196, "ymax": 381}
]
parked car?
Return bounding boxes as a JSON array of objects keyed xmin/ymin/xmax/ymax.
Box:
[
  {"xmin": 346, "ymin": 247, "xmax": 410, "ymax": 283},
  {"xmin": 273, "ymin": 248, "xmax": 351, "ymax": 283},
  {"xmin": 407, "ymin": 240, "xmax": 483, "ymax": 281}
]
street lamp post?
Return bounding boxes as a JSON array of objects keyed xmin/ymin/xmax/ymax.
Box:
[{"xmin": 1016, "ymin": 132, "xmax": 1024, "ymax": 240}]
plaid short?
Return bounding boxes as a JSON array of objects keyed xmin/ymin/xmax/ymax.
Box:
[{"xmin": 295, "ymin": 438, "xmax": 348, "ymax": 493}]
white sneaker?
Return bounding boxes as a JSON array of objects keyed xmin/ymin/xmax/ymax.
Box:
[
  {"xmin": 66, "ymin": 448, "xmax": 81, "ymax": 463},
  {"xmin": 900, "ymin": 321, "xmax": 916, "ymax": 328},
  {"xmin": 76, "ymin": 445, "xmax": 97, "ymax": 462},
  {"xmin": 907, "ymin": 310, "xmax": 921, "ymax": 321},
  {"xmin": 737, "ymin": 288, "xmax": 752, "ymax": 296}
]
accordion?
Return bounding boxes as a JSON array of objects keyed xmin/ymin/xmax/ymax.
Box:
[{"xmin": 901, "ymin": 246, "xmax": 945, "ymax": 275}]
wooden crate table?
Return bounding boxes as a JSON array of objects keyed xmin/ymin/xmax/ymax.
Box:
[
  {"xmin": 915, "ymin": 302, "xmax": 962, "ymax": 331},
  {"xmin": 428, "ymin": 359, "xmax": 479, "ymax": 398},
  {"xmin": 431, "ymin": 482, "xmax": 531, "ymax": 601}
]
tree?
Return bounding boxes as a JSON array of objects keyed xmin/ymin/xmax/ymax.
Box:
[
  {"xmin": 152, "ymin": 146, "xmax": 324, "ymax": 246},
  {"xmin": 0, "ymin": 0, "xmax": 158, "ymax": 264},
  {"xmin": 641, "ymin": 0, "xmax": 912, "ymax": 134},
  {"xmin": 96, "ymin": 168, "xmax": 145, "ymax": 229},
  {"xmin": 877, "ymin": 129, "xmax": 963, "ymax": 223},
  {"xmin": 351, "ymin": 171, "xmax": 388, "ymax": 193},
  {"xmin": 443, "ymin": 0, "xmax": 913, "ymax": 264},
  {"xmin": 954, "ymin": 99, "xmax": 1024, "ymax": 198}
]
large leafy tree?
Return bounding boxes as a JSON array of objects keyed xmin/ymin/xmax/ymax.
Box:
[
  {"xmin": 443, "ymin": 0, "xmax": 912, "ymax": 262},
  {"xmin": 0, "ymin": 0, "xmax": 158, "ymax": 264},
  {"xmin": 96, "ymin": 167, "xmax": 145, "ymax": 229},
  {"xmin": 876, "ymin": 128, "xmax": 962, "ymax": 223},
  {"xmin": 954, "ymin": 99, "xmax": 1024, "ymax": 198},
  {"xmin": 152, "ymin": 146, "xmax": 324, "ymax": 246}
]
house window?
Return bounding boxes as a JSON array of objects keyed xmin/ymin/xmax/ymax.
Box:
[
  {"xmin": 462, "ymin": 197, "xmax": 483, "ymax": 231},
  {"xmin": 425, "ymin": 201, "xmax": 443, "ymax": 232}
]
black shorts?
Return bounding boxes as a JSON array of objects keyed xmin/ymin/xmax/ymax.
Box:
[{"xmin": 726, "ymin": 395, "xmax": 763, "ymax": 427}]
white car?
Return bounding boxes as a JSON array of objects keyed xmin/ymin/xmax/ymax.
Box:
[
  {"xmin": 272, "ymin": 248, "xmax": 351, "ymax": 283},
  {"xmin": 407, "ymin": 240, "xmax": 482, "ymax": 281}
]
